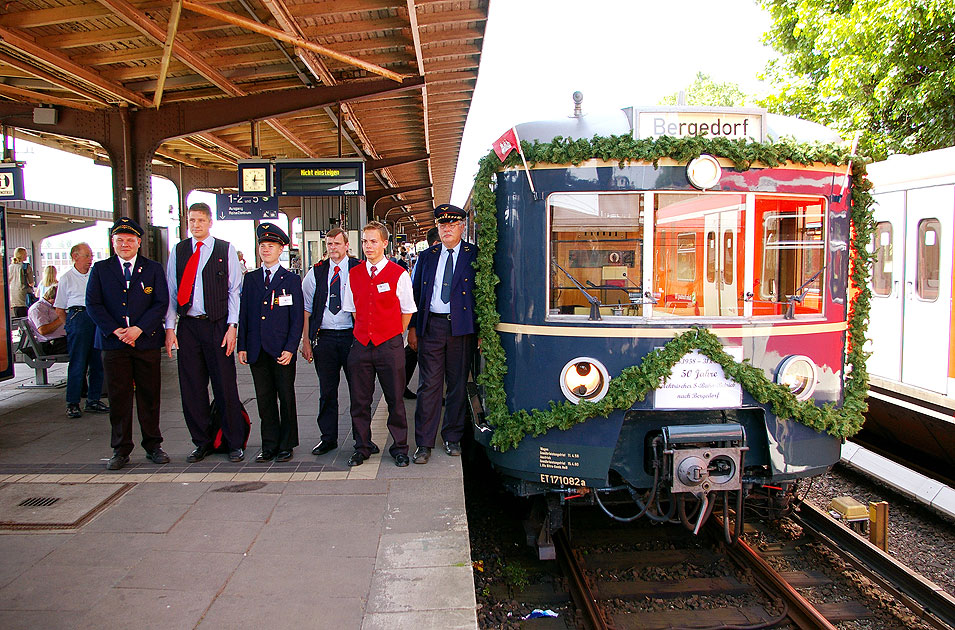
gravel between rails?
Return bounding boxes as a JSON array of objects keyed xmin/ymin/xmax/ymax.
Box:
[{"xmin": 801, "ymin": 463, "xmax": 955, "ymax": 597}]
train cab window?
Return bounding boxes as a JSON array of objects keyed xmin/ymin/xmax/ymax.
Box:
[
  {"xmin": 871, "ymin": 222, "xmax": 893, "ymax": 297},
  {"xmin": 652, "ymin": 193, "xmax": 745, "ymax": 317},
  {"xmin": 916, "ymin": 219, "xmax": 941, "ymax": 301},
  {"xmin": 548, "ymin": 193, "xmax": 644, "ymax": 317},
  {"xmin": 755, "ymin": 197, "xmax": 826, "ymax": 317}
]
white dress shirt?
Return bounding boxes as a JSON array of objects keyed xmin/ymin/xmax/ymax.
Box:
[
  {"xmin": 342, "ymin": 258, "xmax": 416, "ymax": 314},
  {"xmin": 165, "ymin": 236, "xmax": 242, "ymax": 328},
  {"xmin": 301, "ymin": 259, "xmax": 354, "ymax": 330},
  {"xmin": 54, "ymin": 265, "xmax": 91, "ymax": 309}
]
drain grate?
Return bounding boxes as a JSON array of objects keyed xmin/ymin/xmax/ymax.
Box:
[
  {"xmin": 18, "ymin": 497, "xmax": 61, "ymax": 508},
  {"xmin": 214, "ymin": 482, "xmax": 267, "ymax": 493}
]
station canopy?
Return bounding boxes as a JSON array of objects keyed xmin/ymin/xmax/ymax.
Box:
[{"xmin": 0, "ymin": 0, "xmax": 489, "ymax": 239}]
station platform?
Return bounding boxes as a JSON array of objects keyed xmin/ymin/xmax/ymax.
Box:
[{"xmin": 0, "ymin": 352, "xmax": 478, "ymax": 629}]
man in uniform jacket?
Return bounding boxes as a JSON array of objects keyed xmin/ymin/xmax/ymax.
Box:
[
  {"xmin": 165, "ymin": 202, "xmax": 246, "ymax": 463},
  {"xmin": 86, "ymin": 218, "xmax": 170, "ymax": 470},
  {"xmin": 407, "ymin": 204, "xmax": 478, "ymax": 464},
  {"xmin": 301, "ymin": 227, "xmax": 363, "ymax": 457},
  {"xmin": 239, "ymin": 223, "xmax": 304, "ymax": 463}
]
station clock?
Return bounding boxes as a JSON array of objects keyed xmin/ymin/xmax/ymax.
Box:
[{"xmin": 238, "ymin": 160, "xmax": 272, "ymax": 195}]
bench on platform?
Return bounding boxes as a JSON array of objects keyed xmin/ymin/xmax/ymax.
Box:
[{"xmin": 15, "ymin": 319, "xmax": 68, "ymax": 389}]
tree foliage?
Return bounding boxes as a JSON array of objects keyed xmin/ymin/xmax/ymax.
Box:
[
  {"xmin": 758, "ymin": 0, "xmax": 955, "ymax": 159},
  {"xmin": 660, "ymin": 72, "xmax": 749, "ymax": 107}
]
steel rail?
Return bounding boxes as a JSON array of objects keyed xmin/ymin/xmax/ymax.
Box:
[
  {"xmin": 794, "ymin": 501, "xmax": 955, "ymax": 630},
  {"xmin": 718, "ymin": 521, "xmax": 838, "ymax": 630},
  {"xmin": 553, "ymin": 529, "xmax": 615, "ymax": 630}
]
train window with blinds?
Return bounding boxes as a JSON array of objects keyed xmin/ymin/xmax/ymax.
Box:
[
  {"xmin": 916, "ymin": 219, "xmax": 941, "ymax": 301},
  {"xmin": 548, "ymin": 193, "xmax": 645, "ymax": 317},
  {"xmin": 755, "ymin": 197, "xmax": 826, "ymax": 317},
  {"xmin": 652, "ymin": 193, "xmax": 746, "ymax": 317},
  {"xmin": 871, "ymin": 222, "xmax": 893, "ymax": 297}
]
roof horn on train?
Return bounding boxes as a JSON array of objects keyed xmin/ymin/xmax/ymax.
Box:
[{"xmin": 572, "ymin": 91, "xmax": 584, "ymax": 118}]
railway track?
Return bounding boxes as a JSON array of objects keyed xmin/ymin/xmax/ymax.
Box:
[{"xmin": 532, "ymin": 503, "xmax": 953, "ymax": 630}]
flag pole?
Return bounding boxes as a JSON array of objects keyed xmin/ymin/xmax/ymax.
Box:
[{"xmin": 511, "ymin": 127, "xmax": 536, "ymax": 195}]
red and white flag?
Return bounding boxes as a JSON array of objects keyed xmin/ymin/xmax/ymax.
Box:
[{"xmin": 493, "ymin": 127, "xmax": 519, "ymax": 161}]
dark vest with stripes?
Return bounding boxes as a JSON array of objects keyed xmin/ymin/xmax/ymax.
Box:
[{"xmin": 175, "ymin": 238, "xmax": 230, "ymax": 322}]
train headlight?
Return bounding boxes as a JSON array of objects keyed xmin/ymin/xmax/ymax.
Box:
[
  {"xmin": 686, "ymin": 154, "xmax": 722, "ymax": 190},
  {"xmin": 775, "ymin": 355, "xmax": 818, "ymax": 401},
  {"xmin": 559, "ymin": 357, "xmax": 610, "ymax": 404}
]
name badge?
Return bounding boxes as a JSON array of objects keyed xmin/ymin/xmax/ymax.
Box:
[
  {"xmin": 278, "ymin": 294, "xmax": 293, "ymax": 306},
  {"xmin": 377, "ymin": 283, "xmax": 390, "ymax": 293}
]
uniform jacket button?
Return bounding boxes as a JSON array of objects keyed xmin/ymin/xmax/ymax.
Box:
[{"xmin": 261, "ymin": 316, "xmax": 266, "ymax": 320}]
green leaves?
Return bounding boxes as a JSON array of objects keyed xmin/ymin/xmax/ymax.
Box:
[{"xmin": 473, "ymin": 135, "xmax": 873, "ymax": 452}]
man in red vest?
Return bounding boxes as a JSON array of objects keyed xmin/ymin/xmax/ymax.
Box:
[{"xmin": 342, "ymin": 221, "xmax": 417, "ymax": 467}]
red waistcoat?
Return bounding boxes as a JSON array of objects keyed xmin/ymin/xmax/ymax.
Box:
[{"xmin": 351, "ymin": 260, "xmax": 405, "ymax": 346}]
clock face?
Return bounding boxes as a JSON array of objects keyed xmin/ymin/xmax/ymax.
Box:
[{"xmin": 242, "ymin": 167, "xmax": 268, "ymax": 193}]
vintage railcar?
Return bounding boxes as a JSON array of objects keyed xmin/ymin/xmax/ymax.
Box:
[{"xmin": 470, "ymin": 101, "xmax": 869, "ymax": 543}]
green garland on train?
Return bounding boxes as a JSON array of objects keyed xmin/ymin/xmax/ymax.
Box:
[{"xmin": 471, "ymin": 134, "xmax": 875, "ymax": 452}]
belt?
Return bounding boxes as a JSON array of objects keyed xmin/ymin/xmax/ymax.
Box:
[
  {"xmin": 430, "ymin": 312, "xmax": 451, "ymax": 320},
  {"xmin": 318, "ymin": 328, "xmax": 353, "ymax": 334},
  {"xmin": 184, "ymin": 314, "xmax": 209, "ymax": 320},
  {"xmin": 68, "ymin": 306, "xmax": 86, "ymax": 312}
]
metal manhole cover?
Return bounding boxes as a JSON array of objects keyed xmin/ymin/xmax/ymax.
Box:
[
  {"xmin": 214, "ymin": 482, "xmax": 267, "ymax": 493},
  {"xmin": 0, "ymin": 483, "xmax": 134, "ymax": 530}
]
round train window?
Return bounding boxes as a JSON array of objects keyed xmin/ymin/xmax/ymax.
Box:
[{"xmin": 559, "ymin": 357, "xmax": 610, "ymax": 404}]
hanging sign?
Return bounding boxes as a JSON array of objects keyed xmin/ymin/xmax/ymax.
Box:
[
  {"xmin": 215, "ymin": 193, "xmax": 278, "ymax": 221},
  {"xmin": 654, "ymin": 347, "xmax": 745, "ymax": 409},
  {"xmin": 0, "ymin": 164, "xmax": 24, "ymax": 200}
]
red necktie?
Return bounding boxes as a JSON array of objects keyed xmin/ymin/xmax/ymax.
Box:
[{"xmin": 177, "ymin": 241, "xmax": 203, "ymax": 306}]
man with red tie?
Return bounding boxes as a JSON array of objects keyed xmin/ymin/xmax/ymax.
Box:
[
  {"xmin": 165, "ymin": 202, "xmax": 246, "ymax": 463},
  {"xmin": 342, "ymin": 221, "xmax": 416, "ymax": 467}
]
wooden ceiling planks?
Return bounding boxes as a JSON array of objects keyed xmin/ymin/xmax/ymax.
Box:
[{"xmin": 0, "ymin": 0, "xmax": 488, "ymax": 239}]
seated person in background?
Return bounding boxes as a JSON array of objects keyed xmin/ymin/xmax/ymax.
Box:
[{"xmin": 27, "ymin": 285, "xmax": 68, "ymax": 355}]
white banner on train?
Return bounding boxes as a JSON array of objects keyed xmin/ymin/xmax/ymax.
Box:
[{"xmin": 654, "ymin": 347, "xmax": 744, "ymax": 409}]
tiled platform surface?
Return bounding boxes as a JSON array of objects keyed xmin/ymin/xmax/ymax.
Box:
[{"xmin": 0, "ymin": 353, "xmax": 477, "ymax": 629}]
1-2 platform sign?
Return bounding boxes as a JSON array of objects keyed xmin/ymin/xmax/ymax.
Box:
[{"xmin": 215, "ymin": 193, "xmax": 278, "ymax": 221}]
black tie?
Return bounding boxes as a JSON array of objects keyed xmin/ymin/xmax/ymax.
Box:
[
  {"xmin": 123, "ymin": 262, "xmax": 131, "ymax": 284},
  {"xmin": 264, "ymin": 268, "xmax": 272, "ymax": 288},
  {"xmin": 441, "ymin": 249, "xmax": 454, "ymax": 304},
  {"xmin": 328, "ymin": 265, "xmax": 341, "ymax": 314}
]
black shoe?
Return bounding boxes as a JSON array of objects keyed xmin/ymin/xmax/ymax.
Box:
[
  {"xmin": 67, "ymin": 403, "xmax": 82, "ymax": 419},
  {"xmin": 187, "ymin": 446, "xmax": 210, "ymax": 463},
  {"xmin": 255, "ymin": 450, "xmax": 275, "ymax": 463},
  {"xmin": 413, "ymin": 446, "xmax": 431, "ymax": 464},
  {"xmin": 274, "ymin": 450, "xmax": 293, "ymax": 462},
  {"xmin": 444, "ymin": 441, "xmax": 462, "ymax": 456},
  {"xmin": 370, "ymin": 442, "xmax": 380, "ymax": 455},
  {"xmin": 394, "ymin": 453, "xmax": 410, "ymax": 467},
  {"xmin": 228, "ymin": 448, "xmax": 245, "ymax": 463},
  {"xmin": 347, "ymin": 452, "xmax": 366, "ymax": 467},
  {"xmin": 311, "ymin": 440, "xmax": 337, "ymax": 456},
  {"xmin": 106, "ymin": 454, "xmax": 129, "ymax": 470},
  {"xmin": 145, "ymin": 448, "xmax": 170, "ymax": 464},
  {"xmin": 403, "ymin": 388, "xmax": 417, "ymax": 400},
  {"xmin": 84, "ymin": 400, "xmax": 110, "ymax": 414}
]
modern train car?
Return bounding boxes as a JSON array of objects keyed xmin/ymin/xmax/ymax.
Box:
[
  {"xmin": 469, "ymin": 101, "xmax": 871, "ymax": 543},
  {"xmin": 862, "ymin": 147, "xmax": 955, "ymax": 482}
]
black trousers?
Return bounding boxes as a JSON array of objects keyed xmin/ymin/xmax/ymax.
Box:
[
  {"xmin": 103, "ymin": 346, "xmax": 162, "ymax": 456},
  {"xmin": 312, "ymin": 329, "xmax": 353, "ymax": 443},
  {"xmin": 404, "ymin": 344, "xmax": 418, "ymax": 387},
  {"xmin": 250, "ymin": 354, "xmax": 298, "ymax": 452},
  {"xmin": 177, "ymin": 317, "xmax": 245, "ymax": 450},
  {"xmin": 414, "ymin": 317, "xmax": 475, "ymax": 448},
  {"xmin": 347, "ymin": 334, "xmax": 408, "ymax": 458}
]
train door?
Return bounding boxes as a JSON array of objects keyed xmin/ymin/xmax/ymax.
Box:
[
  {"xmin": 900, "ymin": 185, "xmax": 954, "ymax": 393},
  {"xmin": 702, "ymin": 211, "xmax": 739, "ymax": 316},
  {"xmin": 867, "ymin": 192, "xmax": 904, "ymax": 380}
]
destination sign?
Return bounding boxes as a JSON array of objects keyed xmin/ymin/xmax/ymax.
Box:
[
  {"xmin": 276, "ymin": 159, "xmax": 365, "ymax": 197},
  {"xmin": 654, "ymin": 347, "xmax": 744, "ymax": 410},
  {"xmin": 0, "ymin": 164, "xmax": 24, "ymax": 200},
  {"xmin": 215, "ymin": 193, "xmax": 278, "ymax": 221},
  {"xmin": 636, "ymin": 110, "xmax": 764, "ymax": 141}
]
